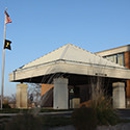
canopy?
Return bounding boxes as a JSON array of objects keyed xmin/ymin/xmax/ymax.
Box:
[{"xmin": 9, "ymin": 44, "xmax": 130, "ymax": 83}]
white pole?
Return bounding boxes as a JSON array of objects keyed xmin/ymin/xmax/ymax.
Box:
[{"xmin": 1, "ymin": 11, "xmax": 7, "ymax": 110}]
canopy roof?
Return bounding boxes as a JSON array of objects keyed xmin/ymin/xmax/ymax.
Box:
[
  {"xmin": 9, "ymin": 44, "xmax": 130, "ymax": 83},
  {"xmin": 19, "ymin": 43, "xmax": 124, "ymax": 69}
]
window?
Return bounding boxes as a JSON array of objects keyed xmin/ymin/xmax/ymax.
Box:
[
  {"xmin": 104, "ymin": 53, "xmax": 124, "ymax": 66},
  {"xmin": 118, "ymin": 53, "xmax": 124, "ymax": 66}
]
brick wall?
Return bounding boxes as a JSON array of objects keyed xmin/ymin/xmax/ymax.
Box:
[
  {"xmin": 41, "ymin": 84, "xmax": 53, "ymax": 96},
  {"xmin": 124, "ymin": 52, "xmax": 130, "ymax": 98},
  {"xmin": 124, "ymin": 51, "xmax": 130, "ymax": 69}
]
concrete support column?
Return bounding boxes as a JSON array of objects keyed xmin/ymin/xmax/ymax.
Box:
[
  {"xmin": 53, "ymin": 78, "xmax": 68, "ymax": 109},
  {"xmin": 112, "ymin": 82, "xmax": 126, "ymax": 108},
  {"xmin": 16, "ymin": 83, "xmax": 28, "ymax": 108}
]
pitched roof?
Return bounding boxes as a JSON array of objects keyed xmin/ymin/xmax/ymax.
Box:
[
  {"xmin": 20, "ymin": 43, "xmax": 124, "ymax": 70},
  {"xmin": 10, "ymin": 43, "xmax": 130, "ymax": 82}
]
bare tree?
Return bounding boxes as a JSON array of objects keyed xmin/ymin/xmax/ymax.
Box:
[{"xmin": 27, "ymin": 83, "xmax": 41, "ymax": 107}]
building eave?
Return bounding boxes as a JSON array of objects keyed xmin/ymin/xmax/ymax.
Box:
[
  {"xmin": 96, "ymin": 44, "xmax": 130, "ymax": 56},
  {"xmin": 9, "ymin": 60, "xmax": 130, "ymax": 83}
]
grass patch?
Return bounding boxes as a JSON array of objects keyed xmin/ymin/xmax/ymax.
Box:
[
  {"xmin": 42, "ymin": 116, "xmax": 72, "ymax": 127},
  {"xmin": 0, "ymin": 110, "xmax": 72, "ymax": 130},
  {"xmin": 0, "ymin": 108, "xmax": 130, "ymax": 130}
]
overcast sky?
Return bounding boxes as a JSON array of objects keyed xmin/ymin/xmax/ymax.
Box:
[{"xmin": 0, "ymin": 0, "xmax": 130, "ymax": 96}]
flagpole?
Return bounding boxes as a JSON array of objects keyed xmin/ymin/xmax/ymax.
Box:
[{"xmin": 1, "ymin": 11, "xmax": 7, "ymax": 110}]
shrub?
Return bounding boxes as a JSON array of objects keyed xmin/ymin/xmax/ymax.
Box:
[
  {"xmin": 72, "ymin": 98, "xmax": 119, "ymax": 130},
  {"xmin": 72, "ymin": 80, "xmax": 120, "ymax": 129},
  {"xmin": 72, "ymin": 107, "xmax": 97, "ymax": 130},
  {"xmin": 92, "ymin": 97, "xmax": 120, "ymax": 126},
  {"xmin": 3, "ymin": 104, "xmax": 11, "ymax": 109},
  {"xmin": 90, "ymin": 78, "xmax": 120, "ymax": 126}
]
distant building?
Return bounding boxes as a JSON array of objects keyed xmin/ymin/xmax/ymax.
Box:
[{"xmin": 96, "ymin": 44, "xmax": 130, "ymax": 107}]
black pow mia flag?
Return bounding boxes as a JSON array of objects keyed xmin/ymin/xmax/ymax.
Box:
[{"xmin": 4, "ymin": 39, "xmax": 12, "ymax": 50}]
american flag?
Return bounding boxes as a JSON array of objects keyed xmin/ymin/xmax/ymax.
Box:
[{"xmin": 5, "ymin": 10, "xmax": 12, "ymax": 24}]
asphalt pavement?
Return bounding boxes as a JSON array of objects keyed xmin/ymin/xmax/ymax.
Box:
[{"xmin": 116, "ymin": 109, "xmax": 130, "ymax": 119}]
